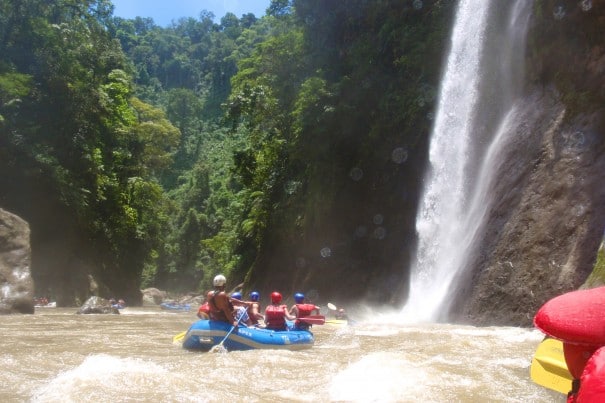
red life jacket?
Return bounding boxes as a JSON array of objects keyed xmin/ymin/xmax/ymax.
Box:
[
  {"xmin": 198, "ymin": 302, "xmax": 210, "ymax": 314},
  {"xmin": 265, "ymin": 304, "xmax": 287, "ymax": 330},
  {"xmin": 296, "ymin": 303, "xmax": 317, "ymax": 318}
]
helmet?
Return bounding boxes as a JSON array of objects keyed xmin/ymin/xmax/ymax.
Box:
[
  {"xmin": 294, "ymin": 293, "xmax": 305, "ymax": 303},
  {"xmin": 231, "ymin": 292, "xmax": 242, "ymax": 300},
  {"xmin": 213, "ymin": 274, "xmax": 227, "ymax": 287},
  {"xmin": 271, "ymin": 291, "xmax": 282, "ymax": 304},
  {"xmin": 249, "ymin": 291, "xmax": 260, "ymax": 301}
]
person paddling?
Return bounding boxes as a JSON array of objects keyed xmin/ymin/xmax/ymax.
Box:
[
  {"xmin": 247, "ymin": 291, "xmax": 264, "ymax": 325},
  {"xmin": 230, "ymin": 291, "xmax": 253, "ymax": 326},
  {"xmin": 197, "ymin": 290, "xmax": 213, "ymax": 319},
  {"xmin": 264, "ymin": 291, "xmax": 295, "ymax": 331},
  {"xmin": 289, "ymin": 292, "xmax": 320, "ymax": 330},
  {"xmin": 289, "ymin": 292, "xmax": 320, "ymax": 318},
  {"xmin": 208, "ymin": 274, "xmax": 238, "ymax": 328},
  {"xmin": 335, "ymin": 308, "xmax": 348, "ymax": 320}
]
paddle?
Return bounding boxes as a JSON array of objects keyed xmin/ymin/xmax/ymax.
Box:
[
  {"xmin": 173, "ymin": 330, "xmax": 187, "ymax": 343},
  {"xmin": 298, "ymin": 315, "xmax": 325, "ymax": 325},
  {"xmin": 209, "ymin": 309, "xmax": 246, "ymax": 353},
  {"xmin": 530, "ymin": 337, "xmax": 573, "ymax": 395}
]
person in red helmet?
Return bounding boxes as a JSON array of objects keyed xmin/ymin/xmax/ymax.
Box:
[{"xmin": 264, "ymin": 291, "xmax": 295, "ymax": 331}]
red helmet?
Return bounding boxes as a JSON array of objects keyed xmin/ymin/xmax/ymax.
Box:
[{"xmin": 271, "ymin": 291, "xmax": 282, "ymax": 304}]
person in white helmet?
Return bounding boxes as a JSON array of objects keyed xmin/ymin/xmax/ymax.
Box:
[{"xmin": 208, "ymin": 274, "xmax": 238, "ymax": 327}]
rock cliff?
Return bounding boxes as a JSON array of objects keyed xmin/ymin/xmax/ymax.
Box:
[
  {"xmin": 449, "ymin": 1, "xmax": 605, "ymax": 326},
  {"xmin": 0, "ymin": 208, "xmax": 34, "ymax": 314}
]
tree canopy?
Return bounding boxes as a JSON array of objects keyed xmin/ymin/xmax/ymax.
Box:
[{"xmin": 0, "ymin": 0, "xmax": 456, "ymax": 304}]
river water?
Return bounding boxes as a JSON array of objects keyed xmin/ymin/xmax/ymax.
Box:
[{"xmin": 0, "ymin": 307, "xmax": 562, "ymax": 402}]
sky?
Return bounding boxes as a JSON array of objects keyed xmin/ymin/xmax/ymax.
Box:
[{"xmin": 111, "ymin": 0, "xmax": 272, "ymax": 26}]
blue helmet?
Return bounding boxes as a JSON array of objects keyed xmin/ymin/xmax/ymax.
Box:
[
  {"xmin": 249, "ymin": 291, "xmax": 260, "ymax": 301},
  {"xmin": 294, "ymin": 293, "xmax": 305, "ymax": 303},
  {"xmin": 231, "ymin": 292, "xmax": 242, "ymax": 300}
]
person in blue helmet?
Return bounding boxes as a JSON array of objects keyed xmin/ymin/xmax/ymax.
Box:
[
  {"xmin": 230, "ymin": 291, "xmax": 253, "ymax": 326},
  {"xmin": 247, "ymin": 291, "xmax": 263, "ymax": 325},
  {"xmin": 289, "ymin": 292, "xmax": 320, "ymax": 320}
]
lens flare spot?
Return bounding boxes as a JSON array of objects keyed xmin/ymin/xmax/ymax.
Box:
[
  {"xmin": 349, "ymin": 167, "xmax": 363, "ymax": 181},
  {"xmin": 373, "ymin": 214, "xmax": 384, "ymax": 225},
  {"xmin": 391, "ymin": 147, "xmax": 409, "ymax": 164},
  {"xmin": 373, "ymin": 227, "xmax": 387, "ymax": 240}
]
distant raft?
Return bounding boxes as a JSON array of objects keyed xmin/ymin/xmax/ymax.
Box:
[
  {"xmin": 160, "ymin": 302, "xmax": 191, "ymax": 312},
  {"xmin": 182, "ymin": 319, "xmax": 314, "ymax": 351}
]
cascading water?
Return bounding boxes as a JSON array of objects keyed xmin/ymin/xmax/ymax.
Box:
[{"xmin": 402, "ymin": 0, "xmax": 531, "ymax": 322}]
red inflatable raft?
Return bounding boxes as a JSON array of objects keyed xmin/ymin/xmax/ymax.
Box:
[
  {"xmin": 534, "ymin": 286, "xmax": 605, "ymax": 346},
  {"xmin": 534, "ymin": 286, "xmax": 605, "ymax": 401}
]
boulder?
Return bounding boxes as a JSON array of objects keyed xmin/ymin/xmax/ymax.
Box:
[
  {"xmin": 141, "ymin": 287, "xmax": 166, "ymax": 305},
  {"xmin": 0, "ymin": 208, "xmax": 34, "ymax": 314},
  {"xmin": 76, "ymin": 296, "xmax": 119, "ymax": 314}
]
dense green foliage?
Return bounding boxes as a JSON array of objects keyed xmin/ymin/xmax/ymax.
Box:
[
  {"xmin": 0, "ymin": 0, "xmax": 179, "ymax": 303},
  {"xmin": 0, "ymin": 0, "xmax": 455, "ymax": 303},
  {"xmin": 583, "ymin": 242, "xmax": 605, "ymax": 288},
  {"xmin": 528, "ymin": 0, "xmax": 605, "ymax": 117},
  {"xmin": 227, "ymin": 0, "xmax": 454, "ymax": 302}
]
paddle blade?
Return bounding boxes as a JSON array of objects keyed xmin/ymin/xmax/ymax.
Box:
[
  {"xmin": 172, "ymin": 331, "xmax": 186, "ymax": 344},
  {"xmin": 530, "ymin": 337, "xmax": 573, "ymax": 395},
  {"xmin": 209, "ymin": 344, "xmax": 228, "ymax": 353},
  {"xmin": 299, "ymin": 315, "xmax": 325, "ymax": 325},
  {"xmin": 327, "ymin": 303, "xmax": 337, "ymax": 310}
]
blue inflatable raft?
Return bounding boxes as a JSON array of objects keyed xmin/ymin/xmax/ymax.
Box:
[
  {"xmin": 160, "ymin": 302, "xmax": 191, "ymax": 312},
  {"xmin": 182, "ymin": 320, "xmax": 314, "ymax": 351}
]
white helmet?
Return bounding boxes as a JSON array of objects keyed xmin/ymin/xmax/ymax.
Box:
[{"xmin": 213, "ymin": 274, "xmax": 227, "ymax": 287}]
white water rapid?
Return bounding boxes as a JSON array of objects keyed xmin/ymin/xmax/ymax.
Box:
[{"xmin": 402, "ymin": 0, "xmax": 531, "ymax": 322}]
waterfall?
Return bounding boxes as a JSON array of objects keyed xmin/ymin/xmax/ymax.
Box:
[{"xmin": 402, "ymin": 0, "xmax": 531, "ymax": 322}]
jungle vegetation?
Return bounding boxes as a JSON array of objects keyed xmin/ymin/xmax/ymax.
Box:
[{"xmin": 0, "ymin": 0, "xmax": 456, "ymax": 304}]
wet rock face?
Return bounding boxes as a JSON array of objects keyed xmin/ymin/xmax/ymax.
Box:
[
  {"xmin": 450, "ymin": 90, "xmax": 605, "ymax": 326},
  {"xmin": 0, "ymin": 208, "xmax": 34, "ymax": 314},
  {"xmin": 447, "ymin": 2, "xmax": 605, "ymax": 326}
]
